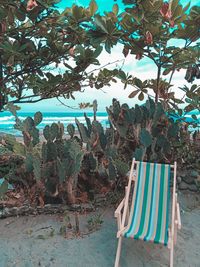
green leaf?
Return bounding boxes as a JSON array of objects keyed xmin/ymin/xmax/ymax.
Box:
[
  {"xmin": 94, "ymin": 15, "xmax": 108, "ymax": 33},
  {"xmin": 191, "ymin": 84, "xmax": 197, "ymax": 92},
  {"xmin": 171, "ymin": 0, "xmax": 179, "ymax": 12},
  {"xmin": 72, "ymin": 5, "xmax": 83, "ymax": 20},
  {"xmin": 90, "ymin": 0, "xmax": 98, "ymax": 16},
  {"xmin": 0, "ymin": 180, "xmax": 8, "ymax": 198},
  {"xmin": 128, "ymin": 89, "xmax": 140, "ymax": 98},
  {"xmin": 112, "ymin": 4, "xmax": 119, "ymax": 15},
  {"xmin": 34, "ymin": 111, "xmax": 43, "ymax": 126},
  {"xmin": 75, "ymin": 118, "xmax": 90, "ymax": 143},
  {"xmin": 37, "ymin": 69, "xmax": 44, "ymax": 77},
  {"xmin": 134, "ymin": 147, "xmax": 145, "ymax": 161},
  {"xmin": 138, "ymin": 92, "xmax": 144, "ymax": 101},
  {"xmin": 13, "ymin": 142, "xmax": 25, "ymax": 156},
  {"xmin": 173, "ymin": 98, "xmax": 184, "ymax": 104},
  {"xmin": 15, "ymin": 9, "xmax": 26, "ymax": 21},
  {"xmin": 192, "ymin": 114, "xmax": 197, "ymax": 120},
  {"xmin": 183, "ymin": 2, "xmax": 190, "ymax": 12},
  {"xmin": 117, "ymin": 70, "xmax": 126, "ymax": 80},
  {"xmin": 93, "ymin": 46, "xmax": 103, "ymax": 58},
  {"xmin": 173, "ymin": 5, "xmax": 183, "ymax": 19},
  {"xmin": 163, "ymin": 68, "xmax": 172, "ymax": 76},
  {"xmin": 168, "ymin": 124, "xmax": 179, "ymax": 138},
  {"xmin": 139, "ymin": 128, "xmax": 152, "ymax": 147},
  {"xmin": 156, "ymin": 135, "xmax": 168, "ymax": 148},
  {"xmin": 67, "ymin": 124, "xmax": 75, "ymax": 138},
  {"xmin": 7, "ymin": 55, "xmax": 14, "ymax": 66},
  {"xmin": 134, "ymin": 78, "xmax": 143, "ymax": 89},
  {"xmin": 105, "ymin": 40, "xmax": 112, "ymax": 53}
]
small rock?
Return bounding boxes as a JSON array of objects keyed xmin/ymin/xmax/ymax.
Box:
[
  {"xmin": 182, "ymin": 175, "xmax": 195, "ymax": 185},
  {"xmin": 180, "ymin": 172, "xmax": 186, "ymax": 178},
  {"xmin": 177, "ymin": 176, "xmax": 182, "ymax": 184},
  {"xmin": 188, "ymin": 184, "xmax": 198, "ymax": 192},
  {"xmin": 195, "ymin": 176, "xmax": 200, "ymax": 188},
  {"xmin": 191, "ymin": 170, "xmax": 199, "ymax": 178},
  {"xmin": 179, "ymin": 181, "xmax": 199, "ymax": 192},
  {"xmin": 178, "ymin": 181, "xmax": 188, "ymax": 190},
  {"xmin": 196, "ymin": 175, "xmax": 200, "ymax": 181}
]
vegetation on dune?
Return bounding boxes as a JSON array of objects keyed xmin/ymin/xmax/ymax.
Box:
[
  {"xmin": 0, "ymin": 0, "xmax": 200, "ymax": 206},
  {"xmin": 0, "ymin": 98, "xmax": 199, "ymax": 205},
  {"xmin": 0, "ymin": 0, "xmax": 199, "ymax": 113},
  {"xmin": 85, "ymin": 0, "xmax": 200, "ymax": 123},
  {"xmin": 0, "ymin": 0, "xmax": 117, "ymax": 110}
]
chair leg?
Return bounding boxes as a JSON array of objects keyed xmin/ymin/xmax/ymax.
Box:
[
  {"xmin": 114, "ymin": 236, "xmax": 123, "ymax": 267},
  {"xmin": 170, "ymin": 241, "xmax": 174, "ymax": 267},
  {"xmin": 174, "ymin": 224, "xmax": 177, "ymax": 245}
]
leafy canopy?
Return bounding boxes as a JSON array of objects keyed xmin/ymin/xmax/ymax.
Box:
[
  {"xmin": 88, "ymin": 0, "xmax": 200, "ymax": 106},
  {"xmin": 0, "ymin": 0, "xmax": 199, "ymax": 115},
  {"xmin": 0, "ymin": 0, "xmax": 117, "ymax": 110}
]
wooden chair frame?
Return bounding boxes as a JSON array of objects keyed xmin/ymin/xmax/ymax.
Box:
[{"xmin": 114, "ymin": 158, "xmax": 181, "ymax": 267}]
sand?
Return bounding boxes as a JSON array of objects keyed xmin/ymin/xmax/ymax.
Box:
[{"xmin": 0, "ymin": 191, "xmax": 200, "ymax": 267}]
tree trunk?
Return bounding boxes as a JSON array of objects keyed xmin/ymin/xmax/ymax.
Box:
[
  {"xmin": 155, "ymin": 66, "xmax": 161, "ymax": 103},
  {"xmin": 66, "ymin": 176, "xmax": 76, "ymax": 204}
]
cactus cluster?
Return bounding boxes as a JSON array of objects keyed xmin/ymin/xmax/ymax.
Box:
[
  {"xmin": 75, "ymin": 100, "xmax": 129, "ymax": 181},
  {"xmin": 1, "ymin": 112, "xmax": 84, "ymax": 203},
  {"xmin": 107, "ymin": 98, "xmax": 179, "ymax": 162},
  {"xmin": 1, "ymin": 98, "xmax": 182, "ymax": 203},
  {"xmin": 18, "ymin": 111, "xmax": 42, "ymax": 147}
]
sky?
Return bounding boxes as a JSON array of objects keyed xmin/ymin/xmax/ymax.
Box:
[{"xmin": 18, "ymin": 0, "xmax": 200, "ymax": 112}]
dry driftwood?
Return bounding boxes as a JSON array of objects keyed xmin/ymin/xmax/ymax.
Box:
[{"xmin": 0, "ymin": 203, "xmax": 95, "ymax": 219}]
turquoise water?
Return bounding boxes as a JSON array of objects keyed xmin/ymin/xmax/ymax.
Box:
[
  {"xmin": 170, "ymin": 111, "xmax": 200, "ymax": 132},
  {"xmin": 0, "ymin": 110, "xmax": 199, "ymax": 136},
  {"xmin": 0, "ymin": 111, "xmax": 109, "ymax": 136}
]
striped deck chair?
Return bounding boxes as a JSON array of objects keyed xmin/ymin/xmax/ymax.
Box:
[{"xmin": 114, "ymin": 159, "xmax": 181, "ymax": 267}]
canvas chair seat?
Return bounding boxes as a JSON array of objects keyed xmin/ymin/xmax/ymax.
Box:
[
  {"xmin": 123, "ymin": 162, "xmax": 171, "ymax": 246},
  {"xmin": 114, "ymin": 159, "xmax": 181, "ymax": 267}
]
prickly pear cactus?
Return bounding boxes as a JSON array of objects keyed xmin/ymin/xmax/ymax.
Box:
[
  {"xmin": 67, "ymin": 124, "xmax": 75, "ymax": 138},
  {"xmin": 34, "ymin": 112, "xmax": 43, "ymax": 126},
  {"xmin": 81, "ymin": 152, "xmax": 97, "ymax": 172},
  {"xmin": 107, "ymin": 97, "xmax": 180, "ymax": 163},
  {"xmin": 75, "ymin": 118, "xmax": 90, "ymax": 143}
]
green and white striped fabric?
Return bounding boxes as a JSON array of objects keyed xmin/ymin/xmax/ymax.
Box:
[{"xmin": 123, "ymin": 161, "xmax": 171, "ymax": 246}]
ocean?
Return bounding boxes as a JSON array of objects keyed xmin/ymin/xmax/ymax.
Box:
[
  {"xmin": 0, "ymin": 111, "xmax": 109, "ymax": 136},
  {"xmin": 0, "ymin": 110, "xmax": 199, "ymax": 136}
]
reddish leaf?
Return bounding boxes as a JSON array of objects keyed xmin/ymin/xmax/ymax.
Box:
[
  {"xmin": 169, "ymin": 19, "xmax": 175, "ymax": 28},
  {"xmin": 160, "ymin": 3, "xmax": 172, "ymax": 19},
  {"xmin": 27, "ymin": 0, "xmax": 38, "ymax": 12},
  {"xmin": 69, "ymin": 47, "xmax": 75, "ymax": 56},
  {"xmin": 135, "ymin": 53, "xmax": 143, "ymax": 60},
  {"xmin": 128, "ymin": 89, "xmax": 140, "ymax": 98},
  {"xmin": 122, "ymin": 46, "xmax": 129, "ymax": 58},
  {"xmin": 145, "ymin": 31, "xmax": 153, "ymax": 45}
]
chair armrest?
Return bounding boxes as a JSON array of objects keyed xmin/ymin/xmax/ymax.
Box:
[
  {"xmin": 175, "ymin": 202, "xmax": 181, "ymax": 230},
  {"xmin": 116, "ymin": 158, "xmax": 136, "ymax": 237},
  {"xmin": 115, "ymin": 198, "xmax": 125, "ymax": 218},
  {"xmin": 175, "ymin": 193, "xmax": 181, "ymax": 230}
]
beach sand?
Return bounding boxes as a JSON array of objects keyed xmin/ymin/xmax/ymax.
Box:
[{"xmin": 0, "ymin": 191, "xmax": 199, "ymax": 267}]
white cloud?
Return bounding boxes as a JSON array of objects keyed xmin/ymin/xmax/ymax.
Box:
[{"xmin": 19, "ymin": 42, "xmax": 194, "ymax": 112}]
